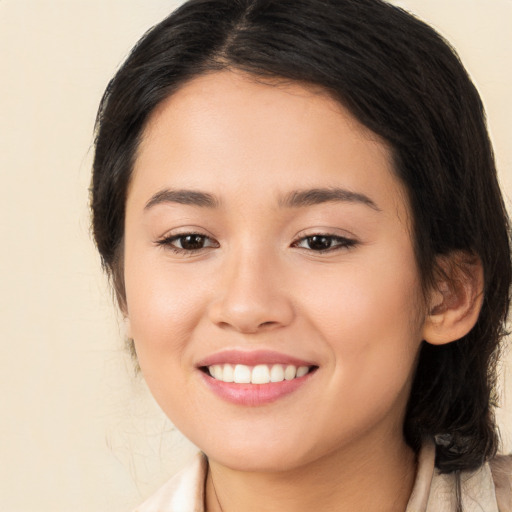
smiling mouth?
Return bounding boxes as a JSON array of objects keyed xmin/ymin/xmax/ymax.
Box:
[{"xmin": 201, "ymin": 364, "xmax": 318, "ymax": 384}]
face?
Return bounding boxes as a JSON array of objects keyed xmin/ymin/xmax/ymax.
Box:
[{"xmin": 124, "ymin": 70, "xmax": 426, "ymax": 473}]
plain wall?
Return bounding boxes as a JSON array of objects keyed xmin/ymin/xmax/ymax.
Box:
[{"xmin": 0, "ymin": 1, "xmax": 510, "ymax": 510}]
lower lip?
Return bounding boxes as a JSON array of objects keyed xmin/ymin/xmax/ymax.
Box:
[{"xmin": 199, "ymin": 370, "xmax": 315, "ymax": 406}]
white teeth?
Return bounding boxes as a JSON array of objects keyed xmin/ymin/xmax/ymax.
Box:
[
  {"xmin": 234, "ymin": 364, "xmax": 251, "ymax": 384},
  {"xmin": 223, "ymin": 364, "xmax": 234, "ymax": 383},
  {"xmin": 296, "ymin": 366, "xmax": 309, "ymax": 378},
  {"xmin": 284, "ymin": 365, "xmax": 296, "ymax": 380},
  {"xmin": 251, "ymin": 364, "xmax": 270, "ymax": 384},
  {"xmin": 270, "ymin": 364, "xmax": 285, "ymax": 382},
  {"xmin": 210, "ymin": 365, "xmax": 223, "ymax": 380},
  {"xmin": 207, "ymin": 363, "xmax": 312, "ymax": 384}
]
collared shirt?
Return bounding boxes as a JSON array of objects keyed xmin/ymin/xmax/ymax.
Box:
[{"xmin": 134, "ymin": 442, "xmax": 512, "ymax": 512}]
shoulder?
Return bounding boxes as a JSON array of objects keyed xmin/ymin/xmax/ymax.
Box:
[
  {"xmin": 133, "ymin": 453, "xmax": 207, "ymax": 512},
  {"xmin": 490, "ymin": 454, "xmax": 512, "ymax": 512},
  {"xmin": 423, "ymin": 450, "xmax": 512, "ymax": 512}
]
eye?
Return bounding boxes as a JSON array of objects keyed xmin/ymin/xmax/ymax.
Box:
[
  {"xmin": 293, "ymin": 234, "xmax": 357, "ymax": 252},
  {"xmin": 156, "ymin": 233, "xmax": 219, "ymax": 253}
]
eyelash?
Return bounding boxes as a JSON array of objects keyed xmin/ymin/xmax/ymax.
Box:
[
  {"xmin": 292, "ymin": 234, "xmax": 357, "ymax": 253},
  {"xmin": 155, "ymin": 233, "xmax": 219, "ymax": 255},
  {"xmin": 156, "ymin": 232, "xmax": 358, "ymax": 255}
]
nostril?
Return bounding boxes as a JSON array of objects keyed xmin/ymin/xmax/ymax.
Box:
[{"xmin": 259, "ymin": 321, "xmax": 278, "ymax": 328}]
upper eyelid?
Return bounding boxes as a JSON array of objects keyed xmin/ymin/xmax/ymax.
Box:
[
  {"xmin": 291, "ymin": 224, "xmax": 358, "ymax": 239},
  {"xmin": 156, "ymin": 227, "xmax": 215, "ymax": 241},
  {"xmin": 292, "ymin": 234, "xmax": 356, "ymax": 245},
  {"xmin": 291, "ymin": 231, "xmax": 357, "ymax": 243},
  {"xmin": 163, "ymin": 233, "xmax": 217, "ymax": 243},
  {"xmin": 155, "ymin": 232, "xmax": 215, "ymax": 247}
]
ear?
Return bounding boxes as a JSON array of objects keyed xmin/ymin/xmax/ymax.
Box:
[{"xmin": 422, "ymin": 252, "xmax": 484, "ymax": 345}]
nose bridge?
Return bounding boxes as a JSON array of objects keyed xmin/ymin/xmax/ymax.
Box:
[{"xmin": 208, "ymin": 239, "xmax": 293, "ymax": 333}]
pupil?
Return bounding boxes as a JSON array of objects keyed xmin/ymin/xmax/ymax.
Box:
[
  {"xmin": 308, "ymin": 236, "xmax": 331, "ymax": 250},
  {"xmin": 182, "ymin": 235, "xmax": 204, "ymax": 250}
]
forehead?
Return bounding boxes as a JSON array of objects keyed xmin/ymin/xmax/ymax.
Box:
[
  {"xmin": 141, "ymin": 70, "xmax": 380, "ymax": 156},
  {"xmin": 131, "ymin": 70, "xmax": 409, "ymax": 221}
]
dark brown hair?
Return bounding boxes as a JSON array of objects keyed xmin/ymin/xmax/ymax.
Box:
[{"xmin": 91, "ymin": 0, "xmax": 511, "ymax": 473}]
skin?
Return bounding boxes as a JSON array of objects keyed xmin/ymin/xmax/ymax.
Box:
[{"xmin": 123, "ymin": 70, "xmax": 449, "ymax": 511}]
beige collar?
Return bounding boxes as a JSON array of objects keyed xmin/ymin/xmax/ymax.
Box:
[
  {"xmin": 406, "ymin": 440, "xmax": 499, "ymax": 512},
  {"xmin": 135, "ymin": 443, "xmax": 501, "ymax": 512}
]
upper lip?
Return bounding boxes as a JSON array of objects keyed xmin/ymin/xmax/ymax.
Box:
[{"xmin": 196, "ymin": 349, "xmax": 316, "ymax": 368}]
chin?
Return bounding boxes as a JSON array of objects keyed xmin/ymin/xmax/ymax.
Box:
[
  {"xmin": 206, "ymin": 444, "xmax": 309, "ymax": 473},
  {"xmin": 190, "ymin": 426, "xmax": 327, "ymax": 474}
]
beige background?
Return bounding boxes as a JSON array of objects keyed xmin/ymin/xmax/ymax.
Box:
[{"xmin": 0, "ymin": 1, "xmax": 510, "ymax": 510}]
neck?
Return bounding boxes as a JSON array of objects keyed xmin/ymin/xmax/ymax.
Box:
[{"xmin": 205, "ymin": 432, "xmax": 417, "ymax": 512}]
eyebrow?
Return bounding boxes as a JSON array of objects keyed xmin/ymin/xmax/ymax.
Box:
[
  {"xmin": 144, "ymin": 189, "xmax": 220, "ymax": 210},
  {"xmin": 278, "ymin": 187, "xmax": 380, "ymax": 211},
  {"xmin": 144, "ymin": 186, "xmax": 380, "ymax": 211}
]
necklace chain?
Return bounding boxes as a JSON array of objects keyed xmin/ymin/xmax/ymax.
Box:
[{"xmin": 209, "ymin": 464, "xmax": 225, "ymax": 512}]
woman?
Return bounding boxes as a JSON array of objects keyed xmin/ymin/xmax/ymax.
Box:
[{"xmin": 91, "ymin": 0, "xmax": 512, "ymax": 510}]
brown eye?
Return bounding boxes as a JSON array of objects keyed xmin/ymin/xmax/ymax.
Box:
[
  {"xmin": 177, "ymin": 234, "xmax": 208, "ymax": 250},
  {"xmin": 306, "ymin": 236, "xmax": 334, "ymax": 251},
  {"xmin": 293, "ymin": 234, "xmax": 357, "ymax": 252},
  {"xmin": 157, "ymin": 232, "xmax": 219, "ymax": 253}
]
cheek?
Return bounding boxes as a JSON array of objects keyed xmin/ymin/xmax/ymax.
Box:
[
  {"xmin": 123, "ymin": 262, "xmax": 208, "ymax": 415},
  {"xmin": 302, "ymin": 247, "xmax": 424, "ymax": 390},
  {"xmin": 293, "ymin": 264, "xmax": 423, "ymax": 446},
  {"xmin": 308, "ymin": 249, "xmax": 420, "ymax": 325},
  {"xmin": 123, "ymin": 253, "xmax": 207, "ymax": 366}
]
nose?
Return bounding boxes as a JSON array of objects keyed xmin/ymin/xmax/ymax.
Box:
[{"xmin": 207, "ymin": 249, "xmax": 295, "ymax": 334}]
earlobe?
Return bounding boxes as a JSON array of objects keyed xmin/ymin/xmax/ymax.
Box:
[{"xmin": 422, "ymin": 252, "xmax": 484, "ymax": 346}]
